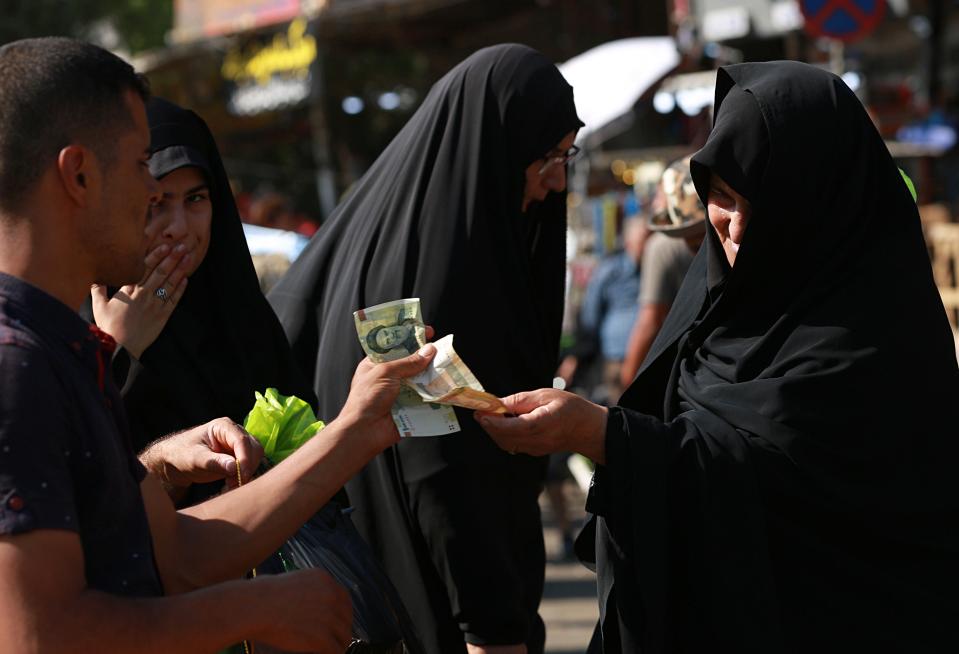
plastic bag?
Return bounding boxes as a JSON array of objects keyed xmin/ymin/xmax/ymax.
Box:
[
  {"xmin": 256, "ymin": 501, "xmax": 419, "ymax": 652},
  {"xmin": 243, "ymin": 388, "xmax": 325, "ymax": 464},
  {"xmin": 227, "ymin": 389, "xmax": 423, "ymax": 654}
]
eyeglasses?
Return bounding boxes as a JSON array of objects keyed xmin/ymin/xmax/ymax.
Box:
[{"xmin": 538, "ymin": 144, "xmax": 581, "ymax": 175}]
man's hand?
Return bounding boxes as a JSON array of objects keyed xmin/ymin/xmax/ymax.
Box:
[
  {"xmin": 337, "ymin": 344, "xmax": 437, "ymax": 452},
  {"xmin": 251, "ymin": 568, "xmax": 352, "ymax": 653},
  {"xmin": 91, "ymin": 243, "xmax": 191, "ymax": 359},
  {"xmin": 476, "ymin": 389, "xmax": 609, "ymax": 463},
  {"xmin": 140, "ymin": 418, "xmax": 264, "ymax": 491}
]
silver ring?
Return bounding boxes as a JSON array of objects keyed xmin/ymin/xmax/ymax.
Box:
[{"xmin": 154, "ymin": 287, "xmax": 168, "ymax": 302}]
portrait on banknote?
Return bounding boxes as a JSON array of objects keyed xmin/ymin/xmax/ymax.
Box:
[{"xmin": 366, "ymin": 320, "xmax": 419, "ymax": 356}]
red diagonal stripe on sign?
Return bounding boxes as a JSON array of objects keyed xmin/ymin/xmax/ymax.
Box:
[
  {"xmin": 807, "ymin": 0, "xmax": 874, "ymax": 31},
  {"xmin": 831, "ymin": 0, "xmax": 872, "ymax": 24}
]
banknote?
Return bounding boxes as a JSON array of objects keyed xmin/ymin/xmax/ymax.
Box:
[
  {"xmin": 390, "ymin": 386, "xmax": 462, "ymax": 438},
  {"xmin": 407, "ymin": 335, "xmax": 507, "ymax": 413},
  {"xmin": 355, "ymin": 298, "xmax": 460, "ymax": 437},
  {"xmin": 354, "ymin": 298, "xmax": 428, "ymax": 363},
  {"xmin": 354, "ymin": 299, "xmax": 507, "ymax": 436}
]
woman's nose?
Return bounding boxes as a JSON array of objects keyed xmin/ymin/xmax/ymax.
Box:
[
  {"xmin": 708, "ymin": 206, "xmax": 730, "ymax": 236},
  {"xmin": 162, "ymin": 207, "xmax": 188, "ymax": 240}
]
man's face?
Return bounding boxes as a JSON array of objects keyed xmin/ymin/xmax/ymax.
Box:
[
  {"xmin": 375, "ymin": 325, "xmax": 411, "ymax": 350},
  {"xmin": 88, "ymin": 90, "xmax": 160, "ymax": 286}
]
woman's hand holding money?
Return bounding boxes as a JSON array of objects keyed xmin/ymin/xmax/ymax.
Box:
[{"xmin": 476, "ymin": 389, "xmax": 608, "ymax": 463}]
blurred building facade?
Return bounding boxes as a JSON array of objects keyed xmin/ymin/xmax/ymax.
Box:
[{"xmin": 135, "ymin": 0, "xmax": 670, "ymax": 223}]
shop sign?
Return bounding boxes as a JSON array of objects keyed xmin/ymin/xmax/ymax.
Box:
[
  {"xmin": 221, "ymin": 18, "xmax": 317, "ymax": 116},
  {"xmin": 770, "ymin": 1, "xmax": 804, "ymax": 32},
  {"xmin": 702, "ymin": 6, "xmax": 751, "ymax": 41},
  {"xmin": 799, "ymin": 0, "xmax": 886, "ymax": 42},
  {"xmin": 173, "ymin": 0, "xmax": 303, "ymax": 42}
]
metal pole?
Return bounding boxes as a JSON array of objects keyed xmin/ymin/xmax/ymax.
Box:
[
  {"xmin": 307, "ymin": 24, "xmax": 338, "ymax": 220},
  {"xmin": 928, "ymin": 0, "xmax": 944, "ymax": 107}
]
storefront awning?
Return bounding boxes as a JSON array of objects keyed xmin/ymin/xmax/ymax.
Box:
[{"xmin": 557, "ymin": 37, "xmax": 680, "ymax": 148}]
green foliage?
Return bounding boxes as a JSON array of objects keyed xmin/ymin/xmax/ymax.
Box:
[
  {"xmin": 899, "ymin": 168, "xmax": 918, "ymax": 203},
  {"xmin": 0, "ymin": 0, "xmax": 172, "ymax": 53}
]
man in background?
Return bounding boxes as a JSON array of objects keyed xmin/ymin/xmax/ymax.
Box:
[
  {"xmin": 620, "ymin": 156, "xmax": 706, "ymax": 388},
  {"xmin": 558, "ymin": 217, "xmax": 649, "ymax": 405}
]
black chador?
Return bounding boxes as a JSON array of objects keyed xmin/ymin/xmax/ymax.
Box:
[
  {"xmin": 581, "ymin": 61, "xmax": 959, "ymax": 653},
  {"xmin": 269, "ymin": 44, "xmax": 583, "ymax": 654}
]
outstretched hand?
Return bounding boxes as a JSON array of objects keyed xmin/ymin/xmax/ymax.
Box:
[
  {"xmin": 338, "ymin": 342, "xmax": 437, "ymax": 451},
  {"xmin": 476, "ymin": 388, "xmax": 608, "ymax": 463},
  {"xmin": 91, "ymin": 243, "xmax": 192, "ymax": 359},
  {"xmin": 139, "ymin": 418, "xmax": 265, "ymax": 491}
]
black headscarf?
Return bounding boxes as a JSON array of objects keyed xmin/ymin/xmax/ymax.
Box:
[
  {"xmin": 585, "ymin": 61, "xmax": 959, "ymax": 653},
  {"xmin": 89, "ymin": 98, "xmax": 316, "ymax": 452},
  {"xmin": 269, "ymin": 44, "xmax": 582, "ymax": 653}
]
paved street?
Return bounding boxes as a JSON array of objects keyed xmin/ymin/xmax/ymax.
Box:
[{"xmin": 540, "ymin": 482, "xmax": 598, "ymax": 654}]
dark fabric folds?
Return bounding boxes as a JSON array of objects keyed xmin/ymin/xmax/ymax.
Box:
[
  {"xmin": 582, "ymin": 61, "xmax": 959, "ymax": 652},
  {"xmin": 268, "ymin": 44, "xmax": 582, "ymax": 653}
]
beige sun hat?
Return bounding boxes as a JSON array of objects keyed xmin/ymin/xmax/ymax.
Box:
[{"xmin": 648, "ymin": 155, "xmax": 707, "ymax": 238}]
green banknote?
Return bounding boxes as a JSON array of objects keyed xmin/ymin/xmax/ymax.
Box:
[{"xmin": 354, "ymin": 299, "xmax": 506, "ymax": 437}]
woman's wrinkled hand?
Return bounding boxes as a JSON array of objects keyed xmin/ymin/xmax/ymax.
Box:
[
  {"xmin": 476, "ymin": 389, "xmax": 609, "ymax": 463},
  {"xmin": 91, "ymin": 243, "xmax": 192, "ymax": 359}
]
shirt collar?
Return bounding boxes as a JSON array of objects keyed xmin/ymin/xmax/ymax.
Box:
[{"xmin": 0, "ymin": 271, "xmax": 113, "ymax": 361}]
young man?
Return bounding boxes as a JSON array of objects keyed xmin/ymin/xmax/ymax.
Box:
[{"xmin": 0, "ymin": 37, "xmax": 435, "ymax": 653}]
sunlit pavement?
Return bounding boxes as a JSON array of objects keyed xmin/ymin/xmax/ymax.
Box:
[{"xmin": 540, "ymin": 482, "xmax": 598, "ymax": 654}]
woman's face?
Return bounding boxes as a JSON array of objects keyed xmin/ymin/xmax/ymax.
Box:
[
  {"xmin": 522, "ymin": 130, "xmax": 577, "ymax": 212},
  {"xmin": 147, "ymin": 166, "xmax": 212, "ymax": 276},
  {"xmin": 707, "ymin": 172, "xmax": 752, "ymax": 267}
]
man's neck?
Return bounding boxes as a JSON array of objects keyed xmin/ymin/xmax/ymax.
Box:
[{"xmin": 0, "ymin": 215, "xmax": 91, "ymax": 312}]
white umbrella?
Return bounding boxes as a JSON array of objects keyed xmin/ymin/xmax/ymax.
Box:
[{"xmin": 558, "ymin": 37, "xmax": 680, "ymax": 147}]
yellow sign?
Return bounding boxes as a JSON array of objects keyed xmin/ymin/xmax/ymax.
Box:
[{"xmin": 221, "ymin": 18, "xmax": 316, "ymax": 85}]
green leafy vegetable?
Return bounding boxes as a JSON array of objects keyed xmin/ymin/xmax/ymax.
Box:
[{"xmin": 243, "ymin": 388, "xmax": 325, "ymax": 465}]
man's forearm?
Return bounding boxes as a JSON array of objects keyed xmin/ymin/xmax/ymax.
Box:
[
  {"xmin": 168, "ymin": 414, "xmax": 383, "ymax": 590},
  {"xmin": 7, "ymin": 579, "xmax": 261, "ymax": 654}
]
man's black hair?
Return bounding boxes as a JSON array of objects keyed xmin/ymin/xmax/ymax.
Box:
[{"xmin": 0, "ymin": 37, "xmax": 150, "ymax": 212}]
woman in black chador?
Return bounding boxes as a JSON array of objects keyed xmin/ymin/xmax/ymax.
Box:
[
  {"xmin": 480, "ymin": 61, "xmax": 959, "ymax": 652},
  {"xmin": 268, "ymin": 44, "xmax": 583, "ymax": 654},
  {"xmin": 87, "ymin": 98, "xmax": 317, "ymax": 462}
]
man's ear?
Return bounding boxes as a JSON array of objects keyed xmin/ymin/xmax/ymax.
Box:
[{"xmin": 57, "ymin": 145, "xmax": 99, "ymax": 208}]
